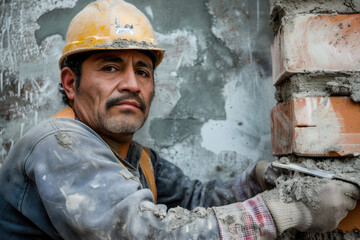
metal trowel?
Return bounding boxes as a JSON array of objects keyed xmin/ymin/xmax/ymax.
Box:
[{"xmin": 272, "ymin": 162, "xmax": 360, "ymax": 188}]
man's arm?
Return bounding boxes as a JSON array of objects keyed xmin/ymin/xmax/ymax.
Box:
[
  {"xmin": 149, "ymin": 148, "xmax": 360, "ymax": 237},
  {"xmin": 151, "ymin": 149, "xmax": 264, "ymax": 210},
  {"xmin": 21, "ymin": 119, "xmax": 276, "ymax": 239},
  {"xmin": 18, "ymin": 118, "xmax": 358, "ymax": 239}
]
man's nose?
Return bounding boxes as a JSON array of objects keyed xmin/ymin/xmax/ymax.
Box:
[{"xmin": 117, "ymin": 66, "xmax": 140, "ymax": 93}]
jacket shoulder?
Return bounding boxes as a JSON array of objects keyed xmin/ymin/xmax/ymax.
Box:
[
  {"xmin": 24, "ymin": 117, "xmax": 101, "ymax": 144},
  {"xmin": 3, "ymin": 118, "xmax": 105, "ymax": 168}
]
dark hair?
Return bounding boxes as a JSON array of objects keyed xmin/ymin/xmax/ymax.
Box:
[{"xmin": 59, "ymin": 51, "xmax": 94, "ymax": 105}]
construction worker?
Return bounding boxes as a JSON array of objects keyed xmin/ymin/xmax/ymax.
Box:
[{"xmin": 0, "ymin": 0, "xmax": 358, "ymax": 239}]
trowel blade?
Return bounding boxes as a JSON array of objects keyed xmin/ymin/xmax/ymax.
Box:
[{"xmin": 271, "ymin": 162, "xmax": 360, "ymax": 188}]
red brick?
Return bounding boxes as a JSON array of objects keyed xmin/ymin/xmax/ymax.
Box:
[
  {"xmin": 338, "ymin": 201, "xmax": 360, "ymax": 232},
  {"xmin": 271, "ymin": 14, "xmax": 360, "ymax": 85},
  {"xmin": 271, "ymin": 97, "xmax": 360, "ymax": 156}
]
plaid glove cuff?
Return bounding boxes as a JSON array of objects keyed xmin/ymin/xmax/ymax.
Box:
[{"xmin": 212, "ymin": 195, "xmax": 277, "ymax": 240}]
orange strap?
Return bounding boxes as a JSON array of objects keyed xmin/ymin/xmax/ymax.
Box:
[
  {"xmin": 51, "ymin": 107, "xmax": 157, "ymax": 203},
  {"xmin": 51, "ymin": 106, "xmax": 75, "ymax": 119},
  {"xmin": 139, "ymin": 147, "xmax": 157, "ymax": 204}
]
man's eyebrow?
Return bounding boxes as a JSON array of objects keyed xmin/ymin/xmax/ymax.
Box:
[
  {"xmin": 96, "ymin": 56, "xmax": 125, "ymax": 65},
  {"xmin": 135, "ymin": 60, "xmax": 153, "ymax": 70},
  {"xmin": 94, "ymin": 56, "xmax": 153, "ymax": 69}
]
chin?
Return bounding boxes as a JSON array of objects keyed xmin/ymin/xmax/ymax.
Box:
[
  {"xmin": 105, "ymin": 120, "xmax": 145, "ymax": 134},
  {"xmin": 99, "ymin": 112, "xmax": 147, "ymax": 134}
]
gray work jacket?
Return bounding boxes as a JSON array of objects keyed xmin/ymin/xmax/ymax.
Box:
[{"xmin": 0, "ymin": 117, "xmax": 275, "ymax": 239}]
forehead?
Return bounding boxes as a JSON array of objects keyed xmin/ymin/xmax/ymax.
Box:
[{"xmin": 87, "ymin": 50, "xmax": 153, "ymax": 67}]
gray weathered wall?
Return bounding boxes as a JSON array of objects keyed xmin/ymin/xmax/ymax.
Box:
[{"xmin": 0, "ymin": 0, "xmax": 275, "ymax": 182}]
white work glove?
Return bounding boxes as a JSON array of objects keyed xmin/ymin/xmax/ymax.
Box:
[
  {"xmin": 256, "ymin": 160, "xmax": 283, "ymax": 191},
  {"xmin": 262, "ymin": 179, "xmax": 360, "ymax": 234}
]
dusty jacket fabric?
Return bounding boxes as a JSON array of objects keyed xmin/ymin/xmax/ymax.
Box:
[{"xmin": 0, "ymin": 117, "xmax": 276, "ymax": 239}]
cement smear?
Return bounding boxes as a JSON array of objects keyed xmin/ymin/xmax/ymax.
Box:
[
  {"xmin": 118, "ymin": 169, "xmax": 141, "ymax": 183},
  {"xmin": 98, "ymin": 39, "xmax": 158, "ymax": 50},
  {"xmin": 166, "ymin": 206, "xmax": 213, "ymax": 230},
  {"xmin": 55, "ymin": 132, "xmax": 75, "ymax": 151},
  {"xmin": 270, "ymin": 0, "xmax": 360, "ymax": 33},
  {"xmin": 139, "ymin": 201, "xmax": 167, "ymax": 220},
  {"xmin": 275, "ymin": 73, "xmax": 360, "ymax": 103},
  {"xmin": 276, "ymin": 174, "xmax": 327, "ymax": 209}
]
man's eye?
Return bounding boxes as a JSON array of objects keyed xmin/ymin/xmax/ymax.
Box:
[
  {"xmin": 136, "ymin": 69, "xmax": 150, "ymax": 77},
  {"xmin": 102, "ymin": 66, "xmax": 117, "ymax": 72}
]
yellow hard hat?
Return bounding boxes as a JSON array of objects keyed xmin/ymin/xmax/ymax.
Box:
[{"xmin": 59, "ymin": 0, "xmax": 165, "ymax": 68}]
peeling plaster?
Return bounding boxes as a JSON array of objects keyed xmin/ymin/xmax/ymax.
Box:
[
  {"xmin": 1, "ymin": 0, "xmax": 274, "ymax": 182},
  {"xmin": 200, "ymin": 63, "xmax": 275, "ymax": 161}
]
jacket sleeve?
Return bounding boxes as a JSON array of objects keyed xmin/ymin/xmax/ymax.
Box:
[
  {"xmin": 24, "ymin": 126, "xmax": 276, "ymax": 239},
  {"xmin": 151, "ymin": 150, "xmax": 264, "ymax": 210}
]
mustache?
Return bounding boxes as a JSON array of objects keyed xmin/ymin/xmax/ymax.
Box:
[{"xmin": 105, "ymin": 93, "xmax": 146, "ymax": 113}]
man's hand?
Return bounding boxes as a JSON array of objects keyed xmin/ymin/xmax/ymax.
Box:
[
  {"xmin": 298, "ymin": 180, "xmax": 359, "ymax": 232},
  {"xmin": 256, "ymin": 160, "xmax": 284, "ymax": 191},
  {"xmin": 262, "ymin": 179, "xmax": 360, "ymax": 234}
]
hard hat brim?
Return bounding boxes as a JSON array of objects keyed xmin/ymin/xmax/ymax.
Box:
[{"xmin": 59, "ymin": 46, "xmax": 165, "ymax": 69}]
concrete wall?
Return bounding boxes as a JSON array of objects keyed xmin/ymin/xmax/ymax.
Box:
[{"xmin": 0, "ymin": 0, "xmax": 275, "ymax": 182}]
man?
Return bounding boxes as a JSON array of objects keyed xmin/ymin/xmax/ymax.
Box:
[{"xmin": 0, "ymin": 0, "xmax": 358, "ymax": 239}]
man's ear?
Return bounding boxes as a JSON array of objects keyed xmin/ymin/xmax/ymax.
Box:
[{"xmin": 61, "ymin": 67, "xmax": 77, "ymax": 101}]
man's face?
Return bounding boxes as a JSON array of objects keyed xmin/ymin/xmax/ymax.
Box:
[{"xmin": 72, "ymin": 50, "xmax": 154, "ymax": 140}]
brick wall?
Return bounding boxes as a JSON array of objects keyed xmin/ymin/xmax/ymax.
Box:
[{"xmin": 270, "ymin": 0, "xmax": 360, "ymax": 239}]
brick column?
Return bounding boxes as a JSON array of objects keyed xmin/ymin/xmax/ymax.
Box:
[{"xmin": 270, "ymin": 0, "xmax": 360, "ymax": 238}]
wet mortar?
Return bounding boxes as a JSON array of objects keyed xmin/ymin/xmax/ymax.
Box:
[
  {"xmin": 275, "ymin": 73, "xmax": 360, "ymax": 103},
  {"xmin": 270, "ymin": 0, "xmax": 360, "ymax": 34}
]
